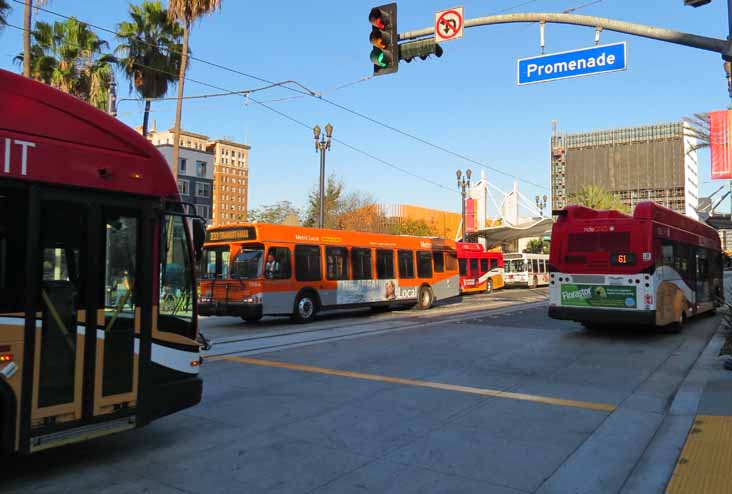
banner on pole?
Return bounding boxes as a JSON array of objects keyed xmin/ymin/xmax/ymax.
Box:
[{"xmin": 710, "ymin": 109, "xmax": 732, "ymax": 180}]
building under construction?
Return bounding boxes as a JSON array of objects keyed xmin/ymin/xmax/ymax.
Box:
[{"xmin": 550, "ymin": 121, "xmax": 699, "ymax": 219}]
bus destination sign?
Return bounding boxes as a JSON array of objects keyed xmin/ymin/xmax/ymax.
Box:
[{"xmin": 206, "ymin": 226, "xmax": 256, "ymax": 243}]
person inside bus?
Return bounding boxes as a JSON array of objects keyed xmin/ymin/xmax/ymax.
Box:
[{"xmin": 265, "ymin": 253, "xmax": 280, "ymax": 279}]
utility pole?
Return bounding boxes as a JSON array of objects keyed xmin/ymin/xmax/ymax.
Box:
[
  {"xmin": 456, "ymin": 168, "xmax": 472, "ymax": 242},
  {"xmin": 313, "ymin": 124, "xmax": 334, "ymax": 228}
]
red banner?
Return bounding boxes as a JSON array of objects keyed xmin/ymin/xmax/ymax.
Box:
[
  {"xmin": 465, "ymin": 198, "xmax": 476, "ymax": 233},
  {"xmin": 710, "ymin": 109, "xmax": 732, "ymax": 180}
]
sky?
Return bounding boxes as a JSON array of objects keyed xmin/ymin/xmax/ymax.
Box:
[{"xmin": 1, "ymin": 0, "xmax": 730, "ymax": 216}]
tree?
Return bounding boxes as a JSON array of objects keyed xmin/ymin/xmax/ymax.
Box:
[
  {"xmin": 385, "ymin": 218, "xmax": 435, "ymax": 237},
  {"xmin": 17, "ymin": 18, "xmax": 115, "ymax": 110},
  {"xmin": 303, "ymin": 174, "xmax": 345, "ymax": 228},
  {"xmin": 168, "ymin": 0, "xmax": 222, "ymax": 179},
  {"xmin": 0, "ymin": 1, "xmax": 11, "ymax": 30},
  {"xmin": 524, "ymin": 238, "xmax": 550, "ymax": 254},
  {"xmin": 248, "ymin": 201, "xmax": 302, "ymax": 225},
  {"xmin": 116, "ymin": 1, "xmax": 183, "ymax": 137},
  {"xmin": 567, "ymin": 185, "xmax": 629, "ymax": 213},
  {"xmin": 684, "ymin": 112, "xmax": 710, "ymax": 154},
  {"xmin": 23, "ymin": 1, "xmax": 48, "ymax": 78}
]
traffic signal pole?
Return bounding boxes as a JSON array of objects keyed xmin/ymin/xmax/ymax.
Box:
[{"xmin": 398, "ymin": 12, "xmax": 732, "ymax": 59}]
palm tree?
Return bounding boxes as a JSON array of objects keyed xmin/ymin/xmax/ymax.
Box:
[
  {"xmin": 567, "ymin": 185, "xmax": 629, "ymax": 213},
  {"xmin": 167, "ymin": 0, "xmax": 222, "ymax": 178},
  {"xmin": 0, "ymin": 1, "xmax": 11, "ymax": 30},
  {"xmin": 17, "ymin": 18, "xmax": 115, "ymax": 110},
  {"xmin": 23, "ymin": 1, "xmax": 49, "ymax": 78},
  {"xmin": 116, "ymin": 1, "xmax": 183, "ymax": 137},
  {"xmin": 684, "ymin": 112, "xmax": 710, "ymax": 153}
]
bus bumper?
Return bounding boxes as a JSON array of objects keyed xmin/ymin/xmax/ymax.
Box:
[
  {"xmin": 548, "ymin": 306, "xmax": 656, "ymax": 326},
  {"xmin": 199, "ymin": 302, "xmax": 263, "ymax": 318},
  {"xmin": 145, "ymin": 376, "xmax": 202, "ymax": 423}
]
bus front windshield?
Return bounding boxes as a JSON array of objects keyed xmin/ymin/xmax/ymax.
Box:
[
  {"xmin": 201, "ymin": 246, "xmax": 230, "ymax": 280},
  {"xmin": 505, "ymin": 260, "xmax": 526, "ymax": 273},
  {"xmin": 231, "ymin": 245, "xmax": 263, "ymax": 280}
]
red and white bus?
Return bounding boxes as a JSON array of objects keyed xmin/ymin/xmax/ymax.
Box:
[
  {"xmin": 1, "ymin": 69, "xmax": 204, "ymax": 455},
  {"xmin": 548, "ymin": 202, "xmax": 723, "ymax": 328},
  {"xmin": 199, "ymin": 224, "xmax": 460, "ymax": 322},
  {"xmin": 457, "ymin": 243, "xmax": 504, "ymax": 294}
]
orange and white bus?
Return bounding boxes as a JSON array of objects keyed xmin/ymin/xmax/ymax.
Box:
[{"xmin": 199, "ymin": 224, "xmax": 460, "ymax": 322}]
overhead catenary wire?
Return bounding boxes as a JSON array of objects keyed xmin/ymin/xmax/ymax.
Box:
[{"xmin": 14, "ymin": 0, "xmax": 550, "ymax": 192}]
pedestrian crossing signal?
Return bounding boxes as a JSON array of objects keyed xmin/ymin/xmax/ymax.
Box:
[{"xmin": 369, "ymin": 3, "xmax": 398, "ymax": 76}]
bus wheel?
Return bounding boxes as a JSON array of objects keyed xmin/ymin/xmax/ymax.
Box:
[
  {"xmin": 416, "ymin": 286, "xmax": 434, "ymax": 310},
  {"xmin": 485, "ymin": 279, "xmax": 493, "ymax": 294},
  {"xmin": 293, "ymin": 292, "xmax": 317, "ymax": 323}
]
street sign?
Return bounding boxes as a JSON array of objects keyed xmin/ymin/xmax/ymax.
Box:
[
  {"xmin": 517, "ymin": 42, "xmax": 627, "ymax": 86},
  {"xmin": 435, "ymin": 7, "xmax": 464, "ymax": 43}
]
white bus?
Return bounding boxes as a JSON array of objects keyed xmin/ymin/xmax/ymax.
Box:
[{"xmin": 503, "ymin": 253, "xmax": 550, "ymax": 288}]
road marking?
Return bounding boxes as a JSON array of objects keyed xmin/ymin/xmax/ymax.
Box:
[
  {"xmin": 217, "ymin": 356, "xmax": 617, "ymax": 412},
  {"xmin": 666, "ymin": 415, "xmax": 732, "ymax": 494}
]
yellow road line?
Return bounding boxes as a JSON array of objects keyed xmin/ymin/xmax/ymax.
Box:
[
  {"xmin": 666, "ymin": 415, "xmax": 732, "ymax": 494},
  {"xmin": 218, "ymin": 356, "xmax": 617, "ymax": 412}
]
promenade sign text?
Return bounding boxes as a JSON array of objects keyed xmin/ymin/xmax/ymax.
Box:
[{"xmin": 517, "ymin": 42, "xmax": 627, "ymax": 85}]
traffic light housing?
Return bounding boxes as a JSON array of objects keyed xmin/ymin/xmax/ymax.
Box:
[
  {"xmin": 369, "ymin": 3, "xmax": 398, "ymax": 76},
  {"xmin": 400, "ymin": 39, "xmax": 443, "ymax": 63}
]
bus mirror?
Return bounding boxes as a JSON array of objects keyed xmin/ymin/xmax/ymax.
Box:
[{"xmin": 192, "ymin": 219, "xmax": 206, "ymax": 260}]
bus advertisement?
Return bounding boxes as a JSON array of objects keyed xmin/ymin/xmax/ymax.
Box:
[
  {"xmin": 457, "ymin": 243, "xmax": 504, "ymax": 294},
  {"xmin": 1, "ymin": 69, "xmax": 204, "ymax": 455},
  {"xmin": 503, "ymin": 253, "xmax": 550, "ymax": 288},
  {"xmin": 548, "ymin": 202, "xmax": 723, "ymax": 328},
  {"xmin": 199, "ymin": 224, "xmax": 460, "ymax": 322}
]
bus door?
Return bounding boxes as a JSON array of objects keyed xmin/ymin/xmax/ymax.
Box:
[
  {"xmin": 25, "ymin": 191, "xmax": 147, "ymax": 452},
  {"xmin": 264, "ymin": 245, "xmax": 293, "ymax": 313},
  {"xmin": 696, "ymin": 249, "xmax": 710, "ymax": 306}
]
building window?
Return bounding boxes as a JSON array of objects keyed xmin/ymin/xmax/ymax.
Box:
[
  {"xmin": 196, "ymin": 160, "xmax": 207, "ymax": 177},
  {"xmin": 195, "ymin": 182, "xmax": 211, "ymax": 198},
  {"xmin": 195, "ymin": 204, "xmax": 210, "ymax": 219},
  {"xmin": 179, "ymin": 158, "xmax": 187, "ymax": 173},
  {"xmin": 178, "ymin": 179, "xmax": 190, "ymax": 196}
]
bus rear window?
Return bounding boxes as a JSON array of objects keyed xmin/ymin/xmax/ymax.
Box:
[{"xmin": 568, "ymin": 232, "xmax": 630, "ymax": 253}]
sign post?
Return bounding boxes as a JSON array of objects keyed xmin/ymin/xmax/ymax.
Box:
[
  {"xmin": 435, "ymin": 7, "xmax": 464, "ymax": 43},
  {"xmin": 517, "ymin": 42, "xmax": 627, "ymax": 85}
]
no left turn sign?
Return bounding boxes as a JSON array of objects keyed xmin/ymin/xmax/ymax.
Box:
[{"xmin": 435, "ymin": 6, "xmax": 464, "ymax": 43}]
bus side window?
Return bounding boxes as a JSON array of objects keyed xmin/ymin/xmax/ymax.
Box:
[
  {"xmin": 376, "ymin": 249, "xmax": 395, "ymax": 279},
  {"xmin": 490, "ymin": 259, "xmax": 498, "ymax": 271},
  {"xmin": 469, "ymin": 258, "xmax": 478, "ymax": 275},
  {"xmin": 417, "ymin": 251, "xmax": 432, "ymax": 279},
  {"xmin": 432, "ymin": 251, "xmax": 444, "ymax": 273},
  {"xmin": 398, "ymin": 250, "xmax": 415, "ymax": 279},
  {"xmin": 480, "ymin": 259, "xmax": 489, "ymax": 273},
  {"xmin": 326, "ymin": 247, "xmax": 349, "ymax": 280},
  {"xmin": 267, "ymin": 247, "xmax": 291, "ymax": 279},
  {"xmin": 445, "ymin": 251, "xmax": 458, "ymax": 272},
  {"xmin": 351, "ymin": 248, "xmax": 372, "ymax": 280},
  {"xmin": 294, "ymin": 245, "xmax": 321, "ymax": 281},
  {"xmin": 532, "ymin": 259, "xmax": 539, "ymax": 273},
  {"xmin": 458, "ymin": 258, "xmax": 467, "ymax": 276}
]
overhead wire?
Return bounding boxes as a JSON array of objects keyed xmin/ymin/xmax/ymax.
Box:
[{"xmin": 16, "ymin": 0, "xmax": 551, "ymax": 192}]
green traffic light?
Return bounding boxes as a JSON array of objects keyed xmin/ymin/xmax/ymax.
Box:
[{"xmin": 370, "ymin": 47, "xmax": 387, "ymax": 67}]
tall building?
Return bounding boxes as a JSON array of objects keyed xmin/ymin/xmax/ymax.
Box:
[
  {"xmin": 550, "ymin": 121, "xmax": 699, "ymax": 219},
  {"xmin": 142, "ymin": 125, "xmax": 250, "ymax": 225}
]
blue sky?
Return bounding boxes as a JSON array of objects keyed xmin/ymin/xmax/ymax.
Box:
[{"xmin": 1, "ymin": 0, "xmax": 729, "ymax": 214}]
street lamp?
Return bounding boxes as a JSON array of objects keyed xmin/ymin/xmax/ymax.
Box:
[
  {"xmin": 313, "ymin": 123, "xmax": 334, "ymax": 228},
  {"xmin": 456, "ymin": 168, "xmax": 472, "ymax": 241},
  {"xmin": 536, "ymin": 194, "xmax": 548, "ymax": 217}
]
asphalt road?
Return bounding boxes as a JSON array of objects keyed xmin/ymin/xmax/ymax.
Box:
[{"xmin": 5, "ymin": 287, "xmax": 723, "ymax": 494}]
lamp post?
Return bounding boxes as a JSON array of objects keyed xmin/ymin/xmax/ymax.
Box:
[
  {"xmin": 535, "ymin": 194, "xmax": 548, "ymax": 217},
  {"xmin": 456, "ymin": 168, "xmax": 472, "ymax": 242},
  {"xmin": 313, "ymin": 123, "xmax": 334, "ymax": 228}
]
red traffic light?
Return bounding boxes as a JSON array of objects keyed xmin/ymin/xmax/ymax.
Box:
[{"xmin": 369, "ymin": 8, "xmax": 388, "ymax": 29}]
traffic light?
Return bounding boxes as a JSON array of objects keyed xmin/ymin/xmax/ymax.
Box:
[
  {"xmin": 369, "ymin": 3, "xmax": 398, "ymax": 76},
  {"xmin": 684, "ymin": 0, "xmax": 711, "ymax": 6},
  {"xmin": 400, "ymin": 39, "xmax": 443, "ymax": 63}
]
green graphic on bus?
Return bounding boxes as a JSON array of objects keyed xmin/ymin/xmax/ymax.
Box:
[{"xmin": 560, "ymin": 284, "xmax": 637, "ymax": 308}]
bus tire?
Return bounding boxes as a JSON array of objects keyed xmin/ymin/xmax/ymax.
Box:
[
  {"xmin": 485, "ymin": 279, "xmax": 493, "ymax": 294},
  {"xmin": 293, "ymin": 291, "xmax": 318, "ymax": 323},
  {"xmin": 0, "ymin": 382, "xmax": 16, "ymax": 456},
  {"xmin": 416, "ymin": 286, "xmax": 434, "ymax": 310}
]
